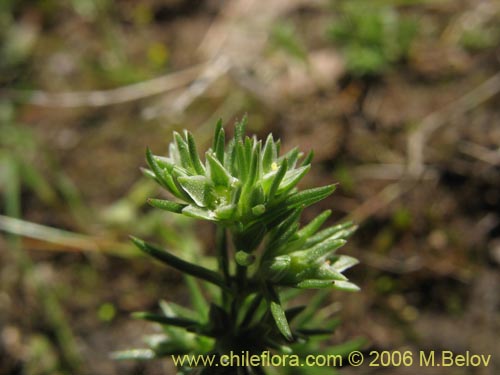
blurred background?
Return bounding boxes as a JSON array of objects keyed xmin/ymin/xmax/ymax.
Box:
[{"xmin": 1, "ymin": 0, "xmax": 499, "ymax": 374}]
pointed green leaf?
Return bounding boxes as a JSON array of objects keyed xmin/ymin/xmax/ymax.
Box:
[
  {"xmin": 212, "ymin": 119, "xmax": 223, "ymax": 151},
  {"xmin": 305, "ymin": 221, "xmax": 357, "ymax": 247},
  {"xmin": 248, "ymin": 204, "xmax": 295, "ymax": 232},
  {"xmin": 301, "ymin": 150, "xmax": 314, "ymax": 166},
  {"xmin": 215, "ymin": 127, "xmax": 226, "ymax": 164},
  {"xmin": 300, "ymin": 262, "xmax": 347, "ymax": 281},
  {"xmin": 226, "ymin": 139, "xmax": 236, "ymax": 173},
  {"xmin": 147, "ymin": 198, "xmax": 186, "ymax": 213},
  {"xmin": 296, "ymin": 279, "xmax": 334, "ymax": 289},
  {"xmin": 149, "ymin": 338, "xmax": 193, "ymax": 357},
  {"xmin": 281, "ymin": 147, "xmax": 299, "ymax": 168},
  {"xmin": 162, "ymin": 172, "xmax": 190, "ymax": 200},
  {"xmin": 244, "ymin": 137, "xmax": 253, "ymax": 169},
  {"xmin": 291, "ymin": 290, "xmax": 330, "ymax": 327},
  {"xmin": 286, "ymin": 184, "xmax": 336, "ymax": 209},
  {"xmin": 233, "ymin": 222, "xmax": 266, "ymax": 253},
  {"xmin": 277, "ymin": 165, "xmax": 310, "ymax": 194},
  {"xmin": 152, "ymin": 155, "xmax": 174, "ymax": 171},
  {"xmin": 265, "ymin": 284, "xmax": 293, "ymax": 341},
  {"xmin": 184, "ymin": 276, "xmax": 209, "ymax": 320},
  {"xmin": 331, "ymin": 280, "xmax": 360, "ymax": 292},
  {"xmin": 240, "ymin": 294, "xmax": 265, "ymax": 328},
  {"xmin": 214, "ymin": 204, "xmax": 236, "ymax": 220},
  {"xmin": 322, "ymin": 317, "xmax": 342, "ymax": 331},
  {"xmin": 249, "ymin": 184, "xmax": 265, "ymax": 207},
  {"xmin": 260, "ymin": 170, "xmax": 277, "ymax": 194},
  {"xmin": 269, "ymin": 159, "xmax": 288, "ymax": 199},
  {"xmin": 146, "ymin": 152, "xmax": 190, "ymax": 200},
  {"xmin": 178, "ymin": 176, "xmax": 212, "ymax": 207},
  {"xmin": 329, "ymin": 255, "xmax": 359, "ymax": 273},
  {"xmin": 181, "ymin": 205, "xmax": 216, "ymax": 221},
  {"xmin": 267, "ymin": 208, "xmax": 301, "ymax": 254},
  {"xmin": 234, "ymin": 115, "xmax": 247, "ymax": 142},
  {"xmin": 132, "ymin": 311, "xmax": 213, "ymax": 336},
  {"xmin": 173, "ymin": 132, "xmax": 194, "ymax": 172},
  {"xmin": 235, "ymin": 140, "xmax": 248, "ymax": 180},
  {"xmin": 141, "ymin": 167, "xmax": 157, "ymax": 180},
  {"xmin": 246, "ymin": 140, "xmax": 261, "ymax": 187},
  {"xmin": 159, "ymin": 300, "xmax": 199, "ymax": 321},
  {"xmin": 168, "ymin": 141, "xmax": 181, "ymax": 165},
  {"xmin": 303, "ymin": 238, "xmax": 346, "ymax": 262},
  {"xmin": 263, "ymin": 255, "xmax": 291, "ymax": 282},
  {"xmin": 145, "ymin": 148, "xmax": 168, "ymax": 189},
  {"xmin": 206, "ymin": 152, "xmax": 232, "ymax": 187},
  {"xmin": 262, "ymin": 134, "xmax": 276, "ymax": 172},
  {"xmin": 230, "ymin": 184, "xmax": 242, "ymax": 205},
  {"xmin": 132, "ymin": 312, "xmax": 199, "ymax": 329},
  {"xmin": 187, "ymin": 132, "xmax": 205, "ymax": 174},
  {"xmin": 130, "ymin": 236, "xmax": 226, "ymax": 290},
  {"xmin": 297, "ymin": 210, "xmax": 332, "ymax": 239}
]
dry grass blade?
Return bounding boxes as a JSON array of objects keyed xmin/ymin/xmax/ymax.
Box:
[
  {"xmin": 3, "ymin": 64, "xmax": 205, "ymax": 108},
  {"xmin": 0, "ymin": 215, "xmax": 130, "ymax": 255},
  {"xmin": 407, "ymin": 72, "xmax": 500, "ymax": 176}
]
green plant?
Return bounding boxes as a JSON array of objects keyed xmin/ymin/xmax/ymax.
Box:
[
  {"xmin": 327, "ymin": 0, "xmax": 418, "ymax": 76},
  {"xmin": 0, "ymin": 100, "xmax": 83, "ymax": 374},
  {"xmin": 270, "ymin": 22, "xmax": 308, "ymax": 62},
  {"xmin": 116, "ymin": 118, "xmax": 360, "ymax": 374}
]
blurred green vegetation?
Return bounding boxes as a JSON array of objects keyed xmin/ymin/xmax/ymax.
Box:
[
  {"xmin": 327, "ymin": 0, "xmax": 419, "ymax": 76},
  {"xmin": 270, "ymin": 22, "xmax": 308, "ymax": 62},
  {"xmin": 1, "ymin": 0, "xmax": 499, "ymax": 374}
]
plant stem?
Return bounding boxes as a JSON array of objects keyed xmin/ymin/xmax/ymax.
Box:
[
  {"xmin": 216, "ymin": 226, "xmax": 230, "ymax": 307},
  {"xmin": 236, "ymin": 263, "xmax": 247, "ymax": 290},
  {"xmin": 216, "ymin": 226, "xmax": 229, "ymax": 282}
]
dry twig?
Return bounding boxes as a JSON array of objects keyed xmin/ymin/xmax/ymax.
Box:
[
  {"xmin": 2, "ymin": 64, "xmax": 205, "ymax": 108},
  {"xmin": 407, "ymin": 72, "xmax": 500, "ymax": 176}
]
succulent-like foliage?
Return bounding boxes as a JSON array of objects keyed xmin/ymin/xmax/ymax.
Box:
[
  {"xmin": 116, "ymin": 118, "xmax": 359, "ymax": 374},
  {"xmin": 144, "ymin": 118, "xmax": 322, "ymax": 227}
]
